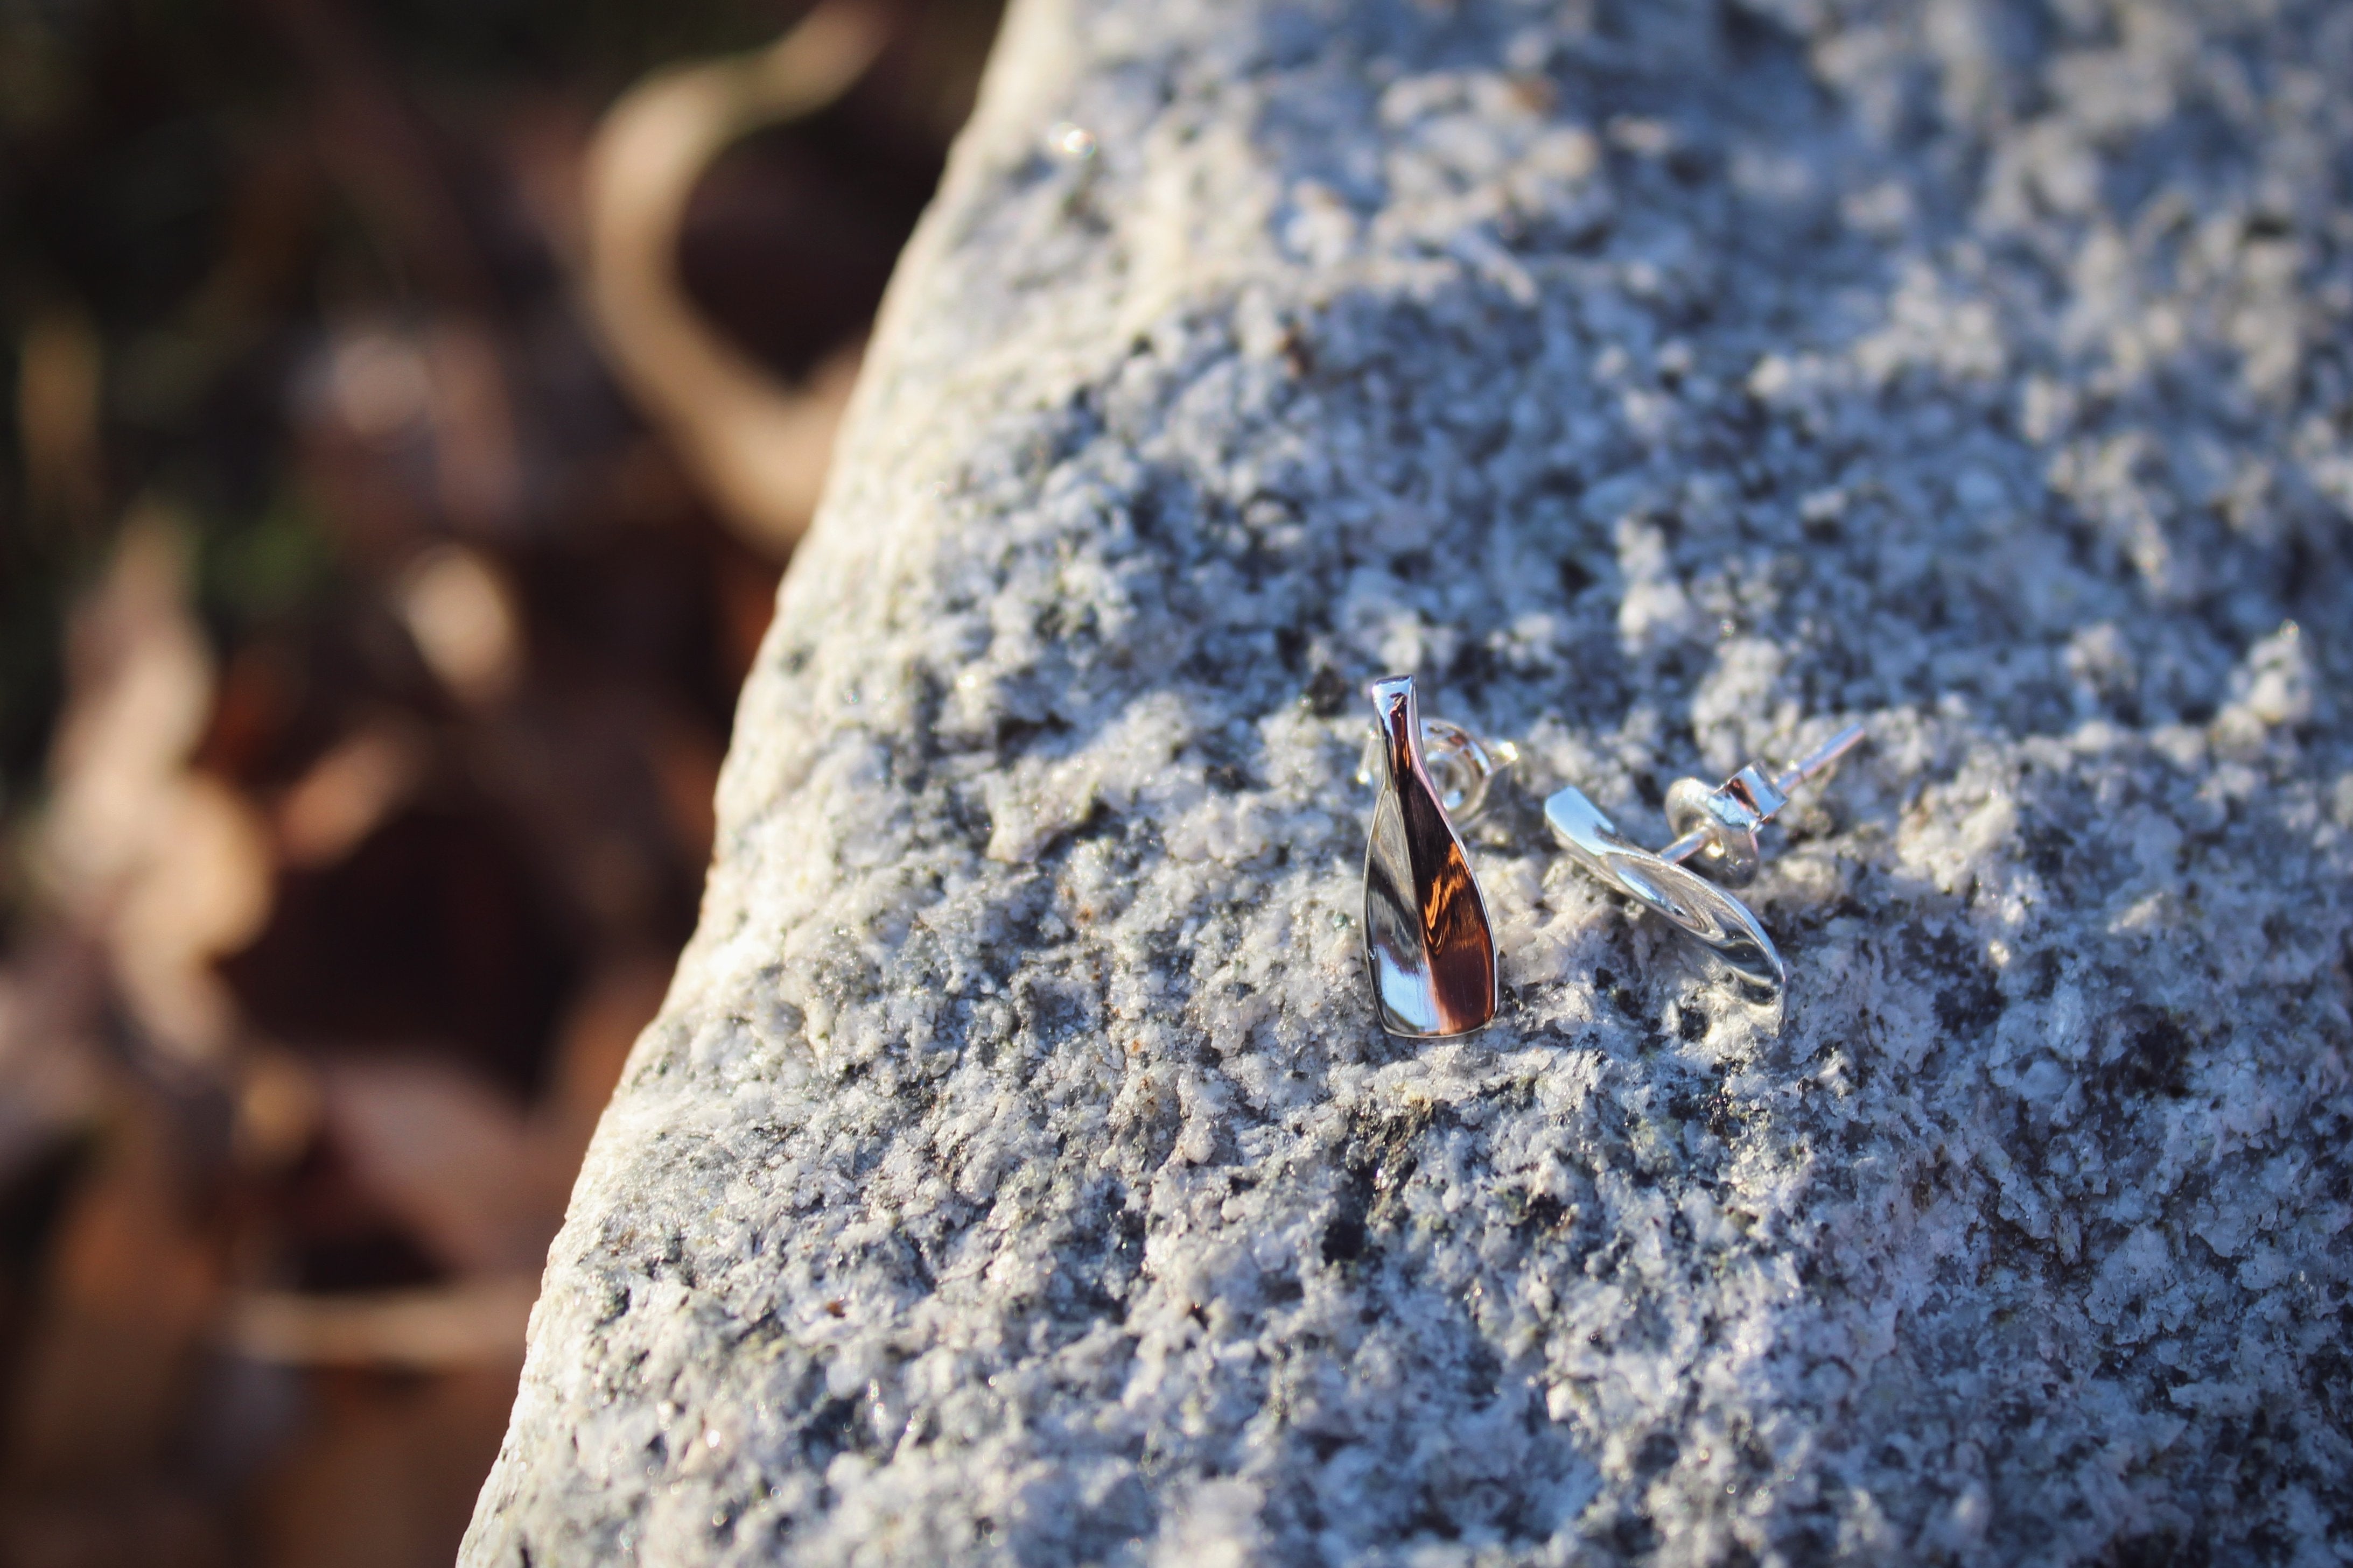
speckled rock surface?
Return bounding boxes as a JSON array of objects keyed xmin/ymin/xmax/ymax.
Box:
[{"xmin": 463, "ymin": 1, "xmax": 2353, "ymax": 1562}]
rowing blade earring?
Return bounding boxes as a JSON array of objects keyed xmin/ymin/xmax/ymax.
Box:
[
  {"xmin": 1362, "ymin": 676, "xmax": 1512, "ymax": 1038},
  {"xmin": 1543, "ymin": 724, "xmax": 1864, "ymax": 1002}
]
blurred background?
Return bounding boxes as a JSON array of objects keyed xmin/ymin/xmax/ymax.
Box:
[{"xmin": 0, "ymin": 0, "xmax": 999, "ymax": 1561}]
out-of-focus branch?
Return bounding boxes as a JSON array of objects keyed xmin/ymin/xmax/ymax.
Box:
[
  {"xmin": 583, "ymin": 2, "xmax": 889, "ymax": 560},
  {"xmin": 221, "ymin": 1275, "xmax": 540, "ymax": 1370}
]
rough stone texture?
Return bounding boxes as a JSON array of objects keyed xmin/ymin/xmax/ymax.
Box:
[{"xmin": 463, "ymin": 0, "xmax": 2353, "ymax": 1562}]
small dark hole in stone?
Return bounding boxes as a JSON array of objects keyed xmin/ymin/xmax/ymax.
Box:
[
  {"xmin": 1321, "ymin": 1214, "xmax": 1369, "ymax": 1263},
  {"xmin": 1301, "ymin": 666, "xmax": 1351, "ymax": 717}
]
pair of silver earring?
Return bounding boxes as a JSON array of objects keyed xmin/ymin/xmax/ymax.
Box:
[{"xmin": 1361, "ymin": 674, "xmax": 1864, "ymax": 1038}]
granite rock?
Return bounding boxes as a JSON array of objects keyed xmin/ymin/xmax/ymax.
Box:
[{"xmin": 463, "ymin": 0, "xmax": 2353, "ymax": 1562}]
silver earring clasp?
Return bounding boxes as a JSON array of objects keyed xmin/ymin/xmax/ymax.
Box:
[
  {"xmin": 1416, "ymin": 719, "xmax": 1518, "ymax": 821},
  {"xmin": 1358, "ymin": 718, "xmax": 1518, "ymax": 821},
  {"xmin": 1659, "ymin": 723, "xmax": 1865, "ymax": 887}
]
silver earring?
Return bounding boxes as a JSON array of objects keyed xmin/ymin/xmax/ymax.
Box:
[
  {"xmin": 1543, "ymin": 725, "xmax": 1865, "ymax": 1001},
  {"xmin": 1362, "ymin": 676, "xmax": 1508, "ymax": 1038}
]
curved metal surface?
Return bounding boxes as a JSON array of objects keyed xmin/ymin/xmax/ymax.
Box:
[
  {"xmin": 1363, "ymin": 677, "xmax": 1498, "ymax": 1037},
  {"xmin": 1415, "ymin": 718, "xmax": 1514, "ymax": 820},
  {"xmin": 1544, "ymin": 783, "xmax": 1787, "ymax": 999}
]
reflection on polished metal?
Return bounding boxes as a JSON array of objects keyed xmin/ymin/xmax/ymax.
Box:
[
  {"xmin": 1544, "ymin": 784, "xmax": 1787, "ymax": 997},
  {"xmin": 1415, "ymin": 719, "xmax": 1518, "ymax": 820},
  {"xmin": 1356, "ymin": 719, "xmax": 1518, "ymax": 819},
  {"xmin": 1659, "ymin": 723, "xmax": 1867, "ymax": 886},
  {"xmin": 1363, "ymin": 676, "xmax": 1498, "ymax": 1038},
  {"xmin": 1545, "ymin": 722, "xmax": 1866, "ymax": 1000}
]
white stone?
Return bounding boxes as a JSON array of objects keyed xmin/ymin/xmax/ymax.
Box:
[{"xmin": 464, "ymin": 1, "xmax": 2353, "ymax": 1562}]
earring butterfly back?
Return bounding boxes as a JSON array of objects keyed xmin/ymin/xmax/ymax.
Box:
[
  {"xmin": 1362, "ymin": 676, "xmax": 1502, "ymax": 1038},
  {"xmin": 1661, "ymin": 723, "xmax": 1865, "ymax": 887}
]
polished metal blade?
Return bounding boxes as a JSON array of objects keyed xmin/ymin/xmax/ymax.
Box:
[{"xmin": 1363, "ymin": 676, "xmax": 1498, "ymax": 1037}]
